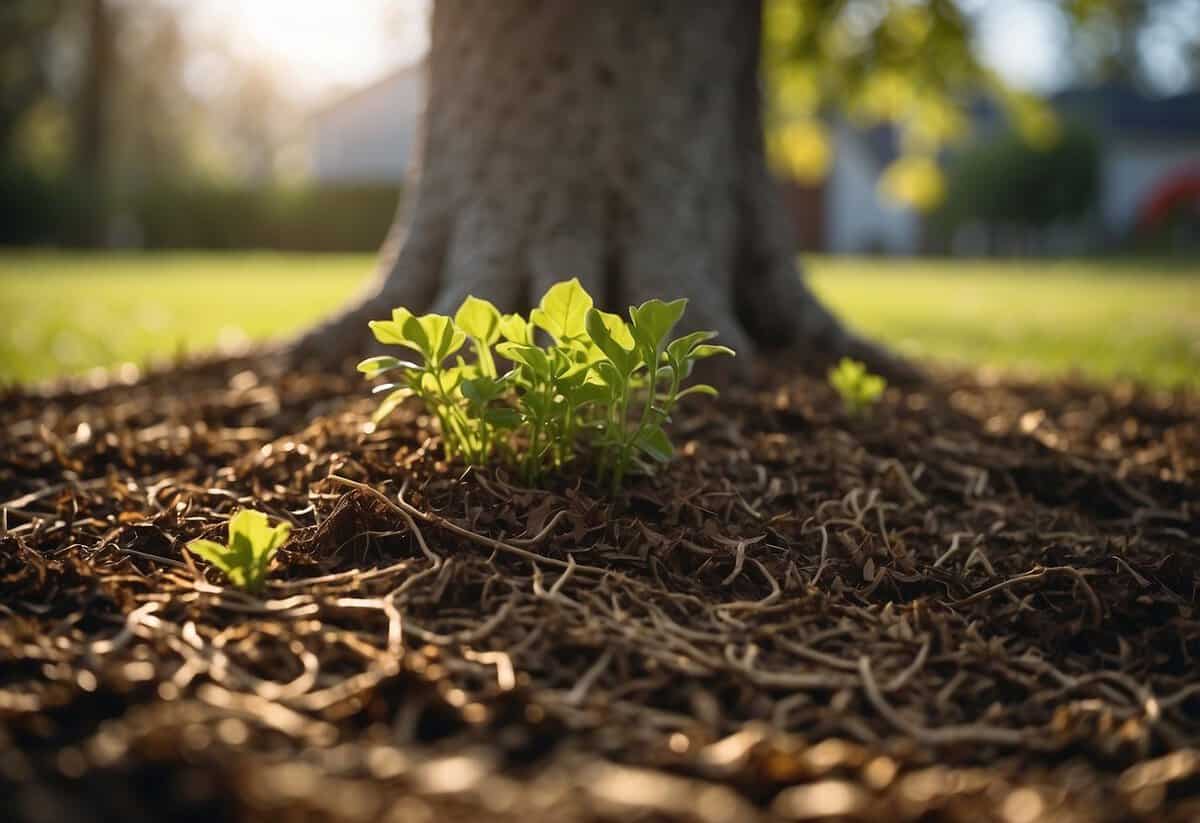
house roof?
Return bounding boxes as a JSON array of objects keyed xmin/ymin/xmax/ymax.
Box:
[
  {"xmin": 310, "ymin": 60, "xmax": 427, "ymax": 123},
  {"xmin": 1052, "ymin": 84, "xmax": 1200, "ymax": 137}
]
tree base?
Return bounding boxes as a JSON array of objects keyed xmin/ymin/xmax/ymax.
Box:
[{"xmin": 290, "ymin": 0, "xmax": 919, "ymax": 385}]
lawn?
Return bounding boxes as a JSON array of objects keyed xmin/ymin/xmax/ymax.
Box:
[{"xmin": 0, "ymin": 251, "xmax": 1196, "ymax": 387}]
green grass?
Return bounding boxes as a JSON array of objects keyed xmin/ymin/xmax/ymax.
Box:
[{"xmin": 1, "ymin": 251, "xmax": 1196, "ymax": 388}]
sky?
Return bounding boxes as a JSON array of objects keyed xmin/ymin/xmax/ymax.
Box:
[
  {"xmin": 178, "ymin": 0, "xmax": 1194, "ymax": 105},
  {"xmin": 178, "ymin": 0, "xmax": 431, "ymax": 103}
]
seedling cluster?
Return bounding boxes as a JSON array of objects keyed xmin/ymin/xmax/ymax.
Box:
[
  {"xmin": 829, "ymin": 357, "xmax": 886, "ymax": 417},
  {"xmin": 358, "ymin": 279, "xmax": 733, "ymax": 490}
]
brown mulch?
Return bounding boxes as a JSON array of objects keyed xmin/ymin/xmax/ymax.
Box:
[{"xmin": 1, "ymin": 357, "xmax": 1197, "ymax": 822}]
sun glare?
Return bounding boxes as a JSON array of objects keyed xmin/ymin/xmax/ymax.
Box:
[{"xmin": 182, "ymin": 0, "xmax": 429, "ymax": 101}]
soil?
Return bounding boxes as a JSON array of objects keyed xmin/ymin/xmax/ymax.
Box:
[{"xmin": 1, "ymin": 356, "xmax": 1197, "ymax": 822}]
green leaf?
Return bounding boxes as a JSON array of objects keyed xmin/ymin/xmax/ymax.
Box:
[
  {"xmin": 675, "ymin": 383, "xmax": 720, "ymax": 399},
  {"xmin": 498, "ymin": 313, "xmax": 533, "ymax": 345},
  {"xmin": 496, "ymin": 342, "xmax": 552, "ymax": 378},
  {"xmin": 585, "ymin": 309, "xmax": 637, "ymax": 375},
  {"xmin": 690, "ymin": 344, "xmax": 735, "ymax": 360},
  {"xmin": 455, "ymin": 296, "xmax": 502, "ymax": 344},
  {"xmin": 484, "ymin": 407, "xmax": 523, "ymax": 428},
  {"xmin": 404, "ymin": 313, "xmax": 466, "ymax": 364},
  {"xmin": 629, "ymin": 298, "xmax": 688, "ymax": 360},
  {"xmin": 188, "ymin": 509, "xmax": 290, "ymax": 592},
  {"xmin": 187, "ymin": 539, "xmax": 232, "ymax": 572},
  {"xmin": 357, "ymin": 355, "xmax": 419, "ymax": 378},
  {"xmin": 530, "ymin": 278, "xmax": 593, "ymax": 342},
  {"xmin": 828, "ymin": 358, "xmax": 885, "ymax": 416},
  {"xmin": 573, "ymin": 381, "xmax": 615, "ymax": 405},
  {"xmin": 461, "ymin": 375, "xmax": 505, "ymax": 406},
  {"xmin": 634, "ymin": 425, "xmax": 674, "ymax": 463},
  {"xmin": 666, "ymin": 330, "xmax": 717, "ymax": 363},
  {"xmin": 592, "ymin": 360, "xmax": 625, "ymax": 393},
  {"xmin": 369, "ymin": 310, "xmax": 418, "ymax": 352},
  {"xmin": 372, "ymin": 387, "xmax": 412, "ymax": 423}
]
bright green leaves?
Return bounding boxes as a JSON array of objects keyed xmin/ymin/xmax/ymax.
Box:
[
  {"xmin": 829, "ymin": 357, "xmax": 886, "ymax": 417},
  {"xmin": 495, "ymin": 342, "xmax": 551, "ymax": 379},
  {"xmin": 369, "ymin": 308, "xmax": 466, "ymax": 366},
  {"xmin": 358, "ymin": 280, "xmax": 734, "ymax": 491},
  {"xmin": 584, "ymin": 299, "xmax": 733, "ymax": 491},
  {"xmin": 531, "ymin": 277, "xmax": 592, "ymax": 343},
  {"xmin": 629, "ymin": 298, "xmax": 687, "ymax": 362},
  {"xmin": 456, "ymin": 296, "xmax": 501, "ymax": 377},
  {"xmin": 585, "ymin": 309, "xmax": 637, "ymax": 376},
  {"xmin": 498, "ymin": 313, "xmax": 533, "ymax": 345},
  {"xmin": 187, "ymin": 509, "xmax": 291, "ymax": 593},
  {"xmin": 454, "ymin": 296, "xmax": 501, "ymax": 343}
]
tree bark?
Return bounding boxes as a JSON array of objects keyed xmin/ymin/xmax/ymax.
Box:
[
  {"xmin": 293, "ymin": 0, "xmax": 908, "ymax": 379},
  {"xmin": 77, "ymin": 0, "xmax": 113, "ymax": 247}
]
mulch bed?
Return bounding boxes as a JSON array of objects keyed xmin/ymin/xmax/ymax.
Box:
[{"xmin": 1, "ymin": 357, "xmax": 1197, "ymax": 822}]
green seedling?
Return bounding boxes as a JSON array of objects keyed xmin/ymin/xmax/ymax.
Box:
[
  {"xmin": 187, "ymin": 509, "xmax": 291, "ymax": 592},
  {"xmin": 829, "ymin": 357, "xmax": 886, "ymax": 417},
  {"xmin": 359, "ymin": 278, "xmax": 734, "ymax": 491}
]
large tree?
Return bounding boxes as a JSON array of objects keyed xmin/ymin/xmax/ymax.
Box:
[{"xmin": 293, "ymin": 1, "xmax": 908, "ymax": 376}]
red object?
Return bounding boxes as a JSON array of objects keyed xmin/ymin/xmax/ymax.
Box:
[{"xmin": 1137, "ymin": 167, "xmax": 1200, "ymax": 232}]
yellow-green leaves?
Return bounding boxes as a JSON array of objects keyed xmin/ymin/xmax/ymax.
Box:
[
  {"xmin": 531, "ymin": 277, "xmax": 592, "ymax": 343},
  {"xmin": 358, "ymin": 279, "xmax": 734, "ymax": 491},
  {"xmin": 187, "ymin": 509, "xmax": 291, "ymax": 593},
  {"xmin": 369, "ymin": 308, "xmax": 465, "ymax": 366},
  {"xmin": 455, "ymin": 296, "xmax": 501, "ymax": 344},
  {"xmin": 829, "ymin": 357, "xmax": 886, "ymax": 417},
  {"xmin": 456, "ymin": 296, "xmax": 502, "ymax": 377},
  {"xmin": 498, "ymin": 313, "xmax": 533, "ymax": 345},
  {"xmin": 585, "ymin": 309, "xmax": 637, "ymax": 376}
]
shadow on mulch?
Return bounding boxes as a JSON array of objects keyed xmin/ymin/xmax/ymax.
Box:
[{"xmin": 1, "ymin": 354, "xmax": 1197, "ymax": 822}]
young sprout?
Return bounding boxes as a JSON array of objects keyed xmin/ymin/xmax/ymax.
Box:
[
  {"xmin": 358, "ymin": 278, "xmax": 734, "ymax": 491},
  {"xmin": 187, "ymin": 509, "xmax": 291, "ymax": 593},
  {"xmin": 829, "ymin": 357, "xmax": 886, "ymax": 417}
]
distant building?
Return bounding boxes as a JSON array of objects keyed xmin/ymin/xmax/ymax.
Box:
[
  {"xmin": 823, "ymin": 121, "xmax": 921, "ymax": 255},
  {"xmin": 1054, "ymin": 86, "xmax": 1200, "ymax": 238},
  {"xmin": 309, "ymin": 62, "xmax": 426, "ymax": 184}
]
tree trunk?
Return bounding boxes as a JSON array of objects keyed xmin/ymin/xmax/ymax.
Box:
[
  {"xmin": 77, "ymin": 0, "xmax": 113, "ymax": 247},
  {"xmin": 294, "ymin": 0, "xmax": 907, "ymax": 378}
]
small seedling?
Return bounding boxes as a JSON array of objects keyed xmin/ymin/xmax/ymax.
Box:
[
  {"xmin": 359, "ymin": 278, "xmax": 734, "ymax": 490},
  {"xmin": 829, "ymin": 357, "xmax": 886, "ymax": 417},
  {"xmin": 187, "ymin": 509, "xmax": 291, "ymax": 592}
]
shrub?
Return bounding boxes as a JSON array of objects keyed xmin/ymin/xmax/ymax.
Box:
[{"xmin": 359, "ymin": 279, "xmax": 733, "ymax": 490}]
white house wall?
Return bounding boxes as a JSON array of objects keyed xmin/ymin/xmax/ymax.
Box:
[
  {"xmin": 311, "ymin": 68, "xmax": 426, "ymax": 184},
  {"xmin": 1102, "ymin": 136, "xmax": 1200, "ymax": 235},
  {"xmin": 825, "ymin": 123, "xmax": 920, "ymax": 255}
]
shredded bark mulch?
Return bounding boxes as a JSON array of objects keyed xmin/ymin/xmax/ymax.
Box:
[{"xmin": 1, "ymin": 357, "xmax": 1197, "ymax": 822}]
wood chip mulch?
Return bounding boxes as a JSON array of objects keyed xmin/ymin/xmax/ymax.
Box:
[{"xmin": 1, "ymin": 357, "xmax": 1197, "ymax": 822}]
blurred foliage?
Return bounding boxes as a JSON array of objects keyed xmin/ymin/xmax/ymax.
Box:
[
  {"xmin": 0, "ymin": 0, "xmax": 301, "ymax": 248},
  {"xmin": 928, "ymin": 123, "xmax": 1100, "ymax": 248},
  {"xmin": 131, "ymin": 183, "xmax": 399, "ymax": 251},
  {"xmin": 762, "ymin": 0, "xmax": 1200, "ymax": 211}
]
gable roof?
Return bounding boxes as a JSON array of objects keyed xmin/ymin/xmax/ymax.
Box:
[
  {"xmin": 1052, "ymin": 85, "xmax": 1200, "ymax": 137},
  {"xmin": 310, "ymin": 60, "xmax": 427, "ymax": 123}
]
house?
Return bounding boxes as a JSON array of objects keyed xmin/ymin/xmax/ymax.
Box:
[
  {"xmin": 1053, "ymin": 86, "xmax": 1200, "ymax": 239},
  {"xmin": 309, "ymin": 62, "xmax": 426, "ymax": 184}
]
